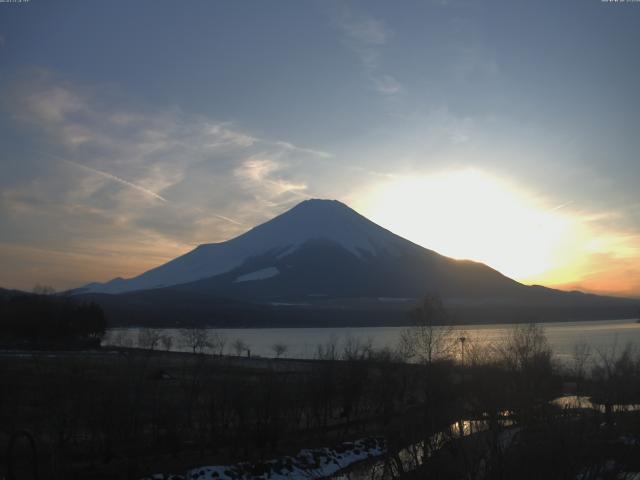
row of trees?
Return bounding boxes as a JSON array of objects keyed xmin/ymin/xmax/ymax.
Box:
[
  {"xmin": 109, "ymin": 327, "xmax": 292, "ymax": 358},
  {"xmin": 0, "ymin": 288, "xmax": 106, "ymax": 347}
]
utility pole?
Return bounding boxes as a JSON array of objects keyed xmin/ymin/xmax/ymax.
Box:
[{"xmin": 459, "ymin": 336, "xmax": 466, "ymax": 366}]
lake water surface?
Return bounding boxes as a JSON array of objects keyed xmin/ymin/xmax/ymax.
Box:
[{"xmin": 105, "ymin": 318, "xmax": 640, "ymax": 364}]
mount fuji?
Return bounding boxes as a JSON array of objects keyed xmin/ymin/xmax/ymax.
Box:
[
  {"xmin": 81, "ymin": 199, "xmax": 519, "ymax": 297},
  {"xmin": 77, "ymin": 199, "xmax": 637, "ymax": 326}
]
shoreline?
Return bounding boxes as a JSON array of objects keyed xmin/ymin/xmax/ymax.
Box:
[{"xmin": 104, "ymin": 316, "xmax": 638, "ymax": 330}]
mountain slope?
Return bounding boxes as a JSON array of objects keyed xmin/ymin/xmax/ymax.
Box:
[
  {"xmin": 77, "ymin": 199, "xmax": 638, "ymax": 326},
  {"xmin": 171, "ymin": 237, "xmax": 525, "ymax": 301},
  {"xmin": 83, "ymin": 199, "xmax": 416, "ymax": 294},
  {"xmin": 81, "ymin": 199, "xmax": 531, "ymax": 300}
]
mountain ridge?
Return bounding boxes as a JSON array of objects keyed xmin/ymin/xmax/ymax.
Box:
[
  {"xmin": 73, "ymin": 198, "xmax": 638, "ymax": 326},
  {"xmin": 80, "ymin": 199, "xmax": 435, "ymax": 294}
]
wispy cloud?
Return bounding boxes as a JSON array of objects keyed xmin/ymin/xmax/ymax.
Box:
[
  {"xmin": 234, "ymin": 158, "xmax": 308, "ymax": 198},
  {"xmin": 1, "ymin": 72, "xmax": 326, "ymax": 288},
  {"xmin": 335, "ymin": 9, "xmax": 402, "ymax": 96},
  {"xmin": 550, "ymin": 201, "xmax": 573, "ymax": 213},
  {"xmin": 340, "ymin": 15, "xmax": 389, "ymax": 47},
  {"xmin": 273, "ymin": 141, "xmax": 332, "ymax": 159},
  {"xmin": 372, "ymin": 75, "xmax": 402, "ymax": 95},
  {"xmin": 448, "ymin": 17, "xmax": 499, "ymax": 83}
]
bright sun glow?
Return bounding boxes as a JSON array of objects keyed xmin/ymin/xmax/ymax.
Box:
[{"xmin": 358, "ymin": 170, "xmax": 577, "ymax": 282}]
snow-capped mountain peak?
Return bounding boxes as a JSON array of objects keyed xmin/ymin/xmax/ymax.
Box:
[
  {"xmin": 236, "ymin": 199, "xmax": 403, "ymax": 256},
  {"xmin": 82, "ymin": 199, "xmax": 407, "ymax": 294}
]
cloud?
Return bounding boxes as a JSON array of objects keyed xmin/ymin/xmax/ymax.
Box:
[
  {"xmin": 335, "ymin": 9, "xmax": 403, "ymax": 96},
  {"xmin": 548, "ymin": 249, "xmax": 640, "ymax": 299},
  {"xmin": 274, "ymin": 141, "xmax": 332, "ymax": 159},
  {"xmin": 447, "ymin": 17, "xmax": 499, "ymax": 83},
  {"xmin": 21, "ymin": 85, "xmax": 87, "ymax": 123},
  {"xmin": 507, "ymin": 203, "xmax": 640, "ymax": 297},
  {"xmin": 234, "ymin": 158, "xmax": 308, "ymax": 197},
  {"xmin": 452, "ymin": 46, "xmax": 499, "ymax": 82},
  {"xmin": 372, "ymin": 75, "xmax": 402, "ymax": 95},
  {"xmin": 340, "ymin": 16, "xmax": 389, "ymax": 46},
  {"xmin": 0, "ymin": 72, "xmax": 327, "ymax": 289}
]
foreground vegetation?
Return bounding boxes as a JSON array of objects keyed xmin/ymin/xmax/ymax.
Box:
[{"xmin": 1, "ymin": 297, "xmax": 639, "ymax": 479}]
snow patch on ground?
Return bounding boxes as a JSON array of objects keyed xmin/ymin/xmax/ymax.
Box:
[
  {"xmin": 235, "ymin": 267, "xmax": 280, "ymax": 283},
  {"xmin": 141, "ymin": 438, "xmax": 385, "ymax": 480}
]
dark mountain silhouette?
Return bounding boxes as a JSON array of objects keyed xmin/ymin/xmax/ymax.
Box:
[{"xmin": 74, "ymin": 199, "xmax": 638, "ymax": 326}]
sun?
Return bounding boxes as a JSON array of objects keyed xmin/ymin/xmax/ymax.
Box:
[{"xmin": 357, "ymin": 169, "xmax": 574, "ymax": 281}]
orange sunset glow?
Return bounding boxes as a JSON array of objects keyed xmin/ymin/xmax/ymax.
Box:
[{"xmin": 357, "ymin": 170, "xmax": 640, "ymax": 297}]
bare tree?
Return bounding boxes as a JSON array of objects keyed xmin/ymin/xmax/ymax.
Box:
[
  {"xmin": 160, "ymin": 334, "xmax": 173, "ymax": 352},
  {"xmin": 271, "ymin": 342, "xmax": 288, "ymax": 359},
  {"xmin": 232, "ymin": 338, "xmax": 248, "ymax": 356},
  {"xmin": 342, "ymin": 335, "xmax": 373, "ymax": 361},
  {"xmin": 112, "ymin": 330, "xmax": 128, "ymax": 347},
  {"xmin": 137, "ymin": 328, "xmax": 162, "ymax": 351},
  {"xmin": 403, "ymin": 295, "xmax": 455, "ymax": 365},
  {"xmin": 498, "ymin": 322, "xmax": 551, "ymax": 371},
  {"xmin": 497, "ymin": 322, "xmax": 557, "ymax": 425},
  {"xmin": 463, "ymin": 333, "xmax": 498, "ymax": 367},
  {"xmin": 180, "ymin": 326, "xmax": 210, "ymax": 354},
  {"xmin": 571, "ymin": 341, "xmax": 591, "ymax": 396},
  {"xmin": 209, "ymin": 331, "xmax": 227, "ymax": 356},
  {"xmin": 395, "ymin": 330, "xmax": 416, "ymax": 363},
  {"xmin": 316, "ymin": 334, "xmax": 339, "ymax": 361},
  {"xmin": 591, "ymin": 342, "xmax": 640, "ymax": 419}
]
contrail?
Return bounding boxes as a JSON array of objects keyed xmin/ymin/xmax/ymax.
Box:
[
  {"xmin": 550, "ymin": 201, "xmax": 573, "ymax": 212},
  {"xmin": 63, "ymin": 159, "xmax": 168, "ymax": 203},
  {"xmin": 68, "ymin": 160, "xmax": 247, "ymax": 225},
  {"xmin": 38, "ymin": 149, "xmax": 250, "ymax": 227},
  {"xmin": 213, "ymin": 213, "xmax": 244, "ymax": 226}
]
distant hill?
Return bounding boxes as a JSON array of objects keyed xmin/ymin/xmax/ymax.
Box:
[{"xmin": 74, "ymin": 199, "xmax": 638, "ymax": 327}]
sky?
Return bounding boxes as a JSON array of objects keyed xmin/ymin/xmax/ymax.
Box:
[{"xmin": 1, "ymin": 0, "xmax": 639, "ymax": 297}]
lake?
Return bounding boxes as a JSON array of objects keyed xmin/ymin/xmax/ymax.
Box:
[{"xmin": 104, "ymin": 318, "xmax": 640, "ymax": 364}]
